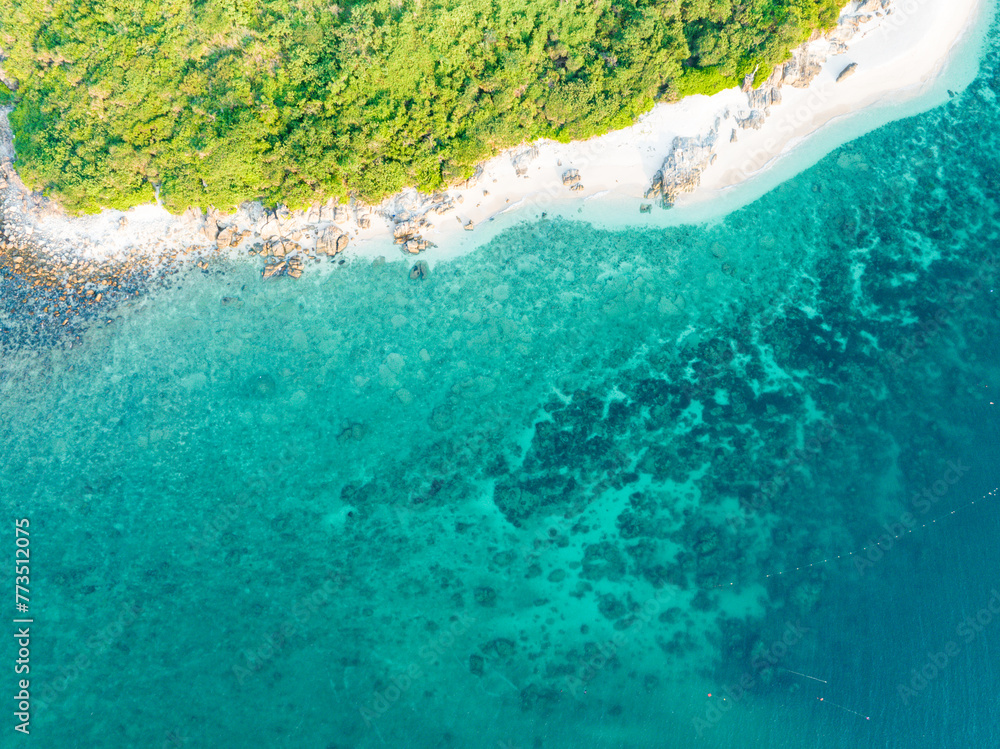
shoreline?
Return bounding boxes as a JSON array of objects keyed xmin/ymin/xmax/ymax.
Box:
[
  {"xmin": 692, "ymin": 0, "xmax": 990, "ymax": 198},
  {"xmin": 0, "ymin": 0, "xmax": 989, "ymax": 308},
  {"xmin": 401, "ymin": 0, "xmax": 988, "ymax": 255}
]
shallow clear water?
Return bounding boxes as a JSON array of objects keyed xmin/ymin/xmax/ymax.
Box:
[{"xmin": 3, "ymin": 11, "xmax": 1000, "ymax": 749}]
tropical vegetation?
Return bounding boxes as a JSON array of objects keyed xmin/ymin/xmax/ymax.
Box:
[{"xmin": 0, "ymin": 0, "xmax": 841, "ymax": 212}]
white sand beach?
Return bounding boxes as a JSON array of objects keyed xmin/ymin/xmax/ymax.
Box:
[{"xmin": 695, "ymin": 0, "xmax": 990, "ymax": 195}]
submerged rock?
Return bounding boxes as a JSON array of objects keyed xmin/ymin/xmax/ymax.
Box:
[
  {"xmin": 428, "ymin": 404, "xmax": 455, "ymax": 431},
  {"xmin": 262, "ymin": 261, "xmax": 287, "ymax": 279},
  {"xmin": 245, "ymin": 373, "xmax": 277, "ymax": 398},
  {"xmin": 474, "ymin": 586, "xmax": 497, "ymax": 607},
  {"xmin": 598, "ymin": 593, "xmax": 627, "ymax": 620},
  {"xmin": 409, "ymin": 260, "xmax": 430, "ymax": 280},
  {"xmin": 482, "ymin": 637, "xmax": 516, "ymax": 659},
  {"xmin": 337, "ymin": 422, "xmax": 366, "ymax": 443}
]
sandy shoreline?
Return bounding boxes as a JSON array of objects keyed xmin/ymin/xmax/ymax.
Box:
[
  {"xmin": 0, "ymin": 0, "xmax": 990, "ymax": 286},
  {"xmin": 696, "ymin": 0, "xmax": 989, "ymax": 195},
  {"xmin": 402, "ymin": 0, "xmax": 987, "ymax": 256}
]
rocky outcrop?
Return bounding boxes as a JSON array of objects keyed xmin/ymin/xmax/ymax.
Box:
[
  {"xmin": 511, "ymin": 146, "xmax": 539, "ymax": 176},
  {"xmin": 562, "ymin": 168, "xmax": 586, "ymax": 191},
  {"xmin": 646, "ymin": 1, "xmax": 888, "ymax": 208},
  {"xmin": 403, "ymin": 238, "xmax": 429, "ymax": 254},
  {"xmin": 262, "ymin": 261, "xmax": 286, "ymax": 280},
  {"xmin": 645, "ymin": 121, "xmax": 721, "ymax": 208},
  {"xmin": 262, "ymin": 254, "xmax": 303, "ymax": 280},
  {"xmin": 390, "ymin": 214, "xmax": 437, "ymax": 255},
  {"xmin": 216, "ymin": 225, "xmax": 250, "ymax": 248},
  {"xmin": 316, "ymin": 225, "xmax": 349, "ymax": 256},
  {"xmin": 736, "ymin": 109, "xmax": 766, "ymax": 131},
  {"xmin": 779, "ymin": 49, "xmax": 825, "ymax": 89},
  {"xmin": 836, "ymin": 62, "xmax": 859, "ymax": 82}
]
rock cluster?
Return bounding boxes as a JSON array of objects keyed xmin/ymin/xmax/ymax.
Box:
[
  {"xmin": 644, "ymin": 1, "xmax": 888, "ymax": 207},
  {"xmin": 562, "ymin": 168, "xmax": 585, "ymax": 192},
  {"xmin": 779, "ymin": 48, "xmax": 825, "ymax": 89},
  {"xmin": 0, "ymin": 218, "xmax": 166, "ymax": 349},
  {"xmin": 393, "ymin": 217, "xmax": 436, "ymax": 255},
  {"xmin": 644, "ymin": 123, "xmax": 720, "ymax": 208},
  {"xmin": 262, "ymin": 254, "xmax": 304, "ymax": 280}
]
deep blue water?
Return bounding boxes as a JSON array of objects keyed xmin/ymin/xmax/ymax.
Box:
[{"xmin": 2, "ymin": 8, "xmax": 999, "ymax": 749}]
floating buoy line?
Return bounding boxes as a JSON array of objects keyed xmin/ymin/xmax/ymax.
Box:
[
  {"xmin": 703, "ymin": 488, "xmax": 997, "ymax": 724},
  {"xmin": 817, "ymin": 696, "xmax": 870, "ymax": 721},
  {"xmin": 711, "ymin": 486, "xmax": 999, "ymax": 589}
]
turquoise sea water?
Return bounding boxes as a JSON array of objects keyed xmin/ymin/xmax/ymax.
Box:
[{"xmin": 3, "ymin": 13, "xmax": 1000, "ymax": 749}]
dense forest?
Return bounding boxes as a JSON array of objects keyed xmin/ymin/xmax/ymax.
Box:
[{"xmin": 0, "ymin": 0, "xmax": 841, "ymax": 213}]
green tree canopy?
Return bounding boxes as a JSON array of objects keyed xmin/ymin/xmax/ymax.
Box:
[{"xmin": 0, "ymin": 0, "xmax": 841, "ymax": 213}]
